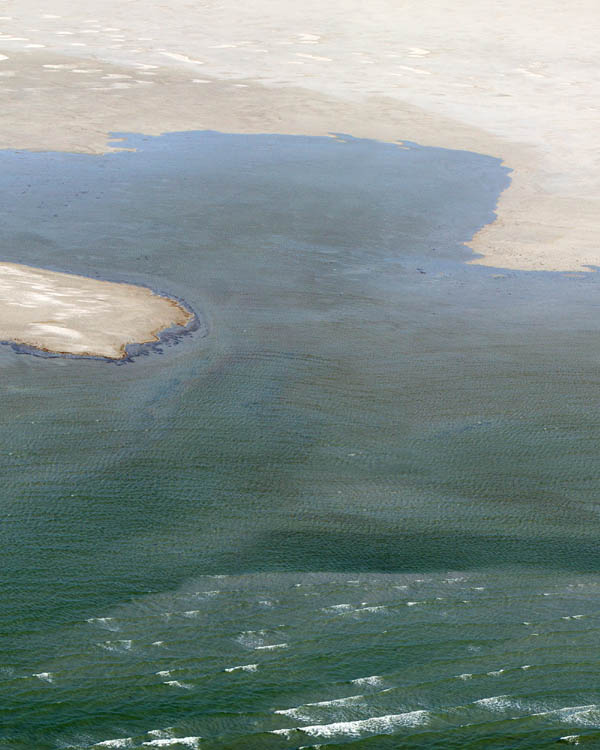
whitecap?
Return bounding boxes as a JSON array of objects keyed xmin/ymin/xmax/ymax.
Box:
[
  {"xmin": 560, "ymin": 736, "xmax": 581, "ymax": 745},
  {"xmin": 322, "ymin": 603, "xmax": 353, "ymax": 612},
  {"xmin": 163, "ymin": 680, "xmax": 193, "ymax": 690},
  {"xmin": 87, "ymin": 616, "xmax": 118, "ymax": 630},
  {"xmin": 225, "ymin": 664, "xmax": 258, "ymax": 673},
  {"xmin": 458, "ymin": 673, "xmax": 472, "ymax": 680},
  {"xmin": 255, "ymin": 642, "xmax": 288, "ymax": 650},
  {"xmin": 142, "ymin": 739, "xmax": 200, "ymax": 748},
  {"xmin": 32, "ymin": 672, "xmax": 53, "ymax": 683},
  {"xmin": 487, "ymin": 669, "xmax": 505, "ymax": 677},
  {"xmin": 536, "ymin": 704, "xmax": 599, "ymax": 727},
  {"xmin": 146, "ymin": 729, "xmax": 174, "ymax": 739},
  {"xmin": 350, "ymin": 675, "xmax": 382, "ymax": 687},
  {"xmin": 236, "ymin": 630, "xmax": 266, "ymax": 648},
  {"xmin": 474, "ymin": 695, "xmax": 518, "ymax": 712},
  {"xmin": 156, "ymin": 670, "xmax": 171, "ymax": 677},
  {"xmin": 275, "ymin": 694, "xmax": 364, "ymax": 719},
  {"xmin": 95, "ymin": 739, "xmax": 133, "ymax": 748},
  {"xmin": 98, "ymin": 639, "xmax": 132, "ymax": 652},
  {"xmin": 275, "ymin": 710, "xmax": 430, "ymax": 739}
]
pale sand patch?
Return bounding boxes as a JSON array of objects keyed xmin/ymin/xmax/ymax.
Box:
[
  {"xmin": 0, "ymin": 0, "xmax": 598, "ymax": 271},
  {"xmin": 0, "ymin": 263, "xmax": 193, "ymax": 359}
]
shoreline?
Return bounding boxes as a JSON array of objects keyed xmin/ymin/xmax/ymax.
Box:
[
  {"xmin": 0, "ymin": 262, "xmax": 195, "ymax": 360},
  {"xmin": 0, "ymin": 0, "xmax": 598, "ymax": 272}
]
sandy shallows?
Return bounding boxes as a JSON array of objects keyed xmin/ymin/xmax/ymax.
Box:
[{"xmin": 0, "ymin": 262, "xmax": 192, "ymax": 359}]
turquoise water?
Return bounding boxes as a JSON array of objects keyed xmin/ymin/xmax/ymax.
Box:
[{"xmin": 2, "ymin": 132, "xmax": 600, "ymax": 748}]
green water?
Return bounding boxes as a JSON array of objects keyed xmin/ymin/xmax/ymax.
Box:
[{"xmin": 2, "ymin": 132, "xmax": 600, "ymax": 748}]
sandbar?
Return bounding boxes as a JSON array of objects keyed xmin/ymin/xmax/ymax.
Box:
[{"xmin": 0, "ymin": 262, "xmax": 193, "ymax": 359}]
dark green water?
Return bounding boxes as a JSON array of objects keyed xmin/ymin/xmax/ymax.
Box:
[{"xmin": 2, "ymin": 132, "xmax": 600, "ymax": 748}]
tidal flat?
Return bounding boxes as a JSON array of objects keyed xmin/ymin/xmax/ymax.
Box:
[{"xmin": 3, "ymin": 132, "xmax": 600, "ymax": 748}]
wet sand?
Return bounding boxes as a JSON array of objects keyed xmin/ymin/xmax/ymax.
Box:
[{"xmin": 0, "ymin": 262, "xmax": 192, "ymax": 359}]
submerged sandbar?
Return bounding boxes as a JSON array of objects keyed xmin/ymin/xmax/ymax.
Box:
[{"xmin": 0, "ymin": 262, "xmax": 193, "ymax": 359}]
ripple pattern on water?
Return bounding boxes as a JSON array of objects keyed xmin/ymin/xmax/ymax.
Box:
[{"xmin": 3, "ymin": 569, "xmax": 600, "ymax": 748}]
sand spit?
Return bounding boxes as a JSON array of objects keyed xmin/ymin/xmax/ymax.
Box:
[{"xmin": 0, "ymin": 262, "xmax": 193, "ymax": 359}]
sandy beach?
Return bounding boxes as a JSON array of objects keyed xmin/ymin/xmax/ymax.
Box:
[
  {"xmin": 0, "ymin": 0, "xmax": 597, "ymax": 272},
  {"xmin": 0, "ymin": 0, "xmax": 598, "ymax": 355}
]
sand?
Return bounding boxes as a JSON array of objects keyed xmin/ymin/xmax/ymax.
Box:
[
  {"xmin": 0, "ymin": 263, "xmax": 192, "ymax": 359},
  {"xmin": 0, "ymin": 0, "xmax": 598, "ymax": 357}
]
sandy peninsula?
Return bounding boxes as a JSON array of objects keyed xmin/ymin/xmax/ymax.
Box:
[
  {"xmin": 0, "ymin": 0, "xmax": 598, "ymax": 360},
  {"xmin": 0, "ymin": 263, "xmax": 192, "ymax": 359}
]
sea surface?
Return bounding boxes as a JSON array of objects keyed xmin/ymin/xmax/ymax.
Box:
[{"xmin": 2, "ymin": 131, "xmax": 600, "ymax": 748}]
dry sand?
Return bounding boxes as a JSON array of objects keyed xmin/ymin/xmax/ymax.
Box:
[
  {"xmin": 0, "ymin": 263, "xmax": 192, "ymax": 359},
  {"xmin": 0, "ymin": 0, "xmax": 598, "ymax": 356}
]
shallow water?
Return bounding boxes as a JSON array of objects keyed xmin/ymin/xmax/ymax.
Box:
[{"xmin": 2, "ymin": 131, "xmax": 600, "ymax": 748}]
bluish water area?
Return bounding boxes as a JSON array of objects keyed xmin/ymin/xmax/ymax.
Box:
[{"xmin": 2, "ymin": 131, "xmax": 600, "ymax": 748}]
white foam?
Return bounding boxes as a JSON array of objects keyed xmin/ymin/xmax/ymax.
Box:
[
  {"xmin": 255, "ymin": 642, "xmax": 288, "ymax": 650},
  {"xmin": 87, "ymin": 616, "xmax": 118, "ymax": 630},
  {"xmin": 98, "ymin": 639, "xmax": 132, "ymax": 652},
  {"xmin": 146, "ymin": 729, "xmax": 174, "ymax": 739},
  {"xmin": 350, "ymin": 675, "xmax": 382, "ymax": 687},
  {"xmin": 163, "ymin": 680, "xmax": 193, "ymax": 689},
  {"xmin": 560, "ymin": 736, "xmax": 581, "ymax": 745},
  {"xmin": 474, "ymin": 695, "xmax": 518, "ymax": 712},
  {"xmin": 273, "ymin": 710, "xmax": 430, "ymax": 739},
  {"xmin": 276, "ymin": 694, "xmax": 364, "ymax": 719},
  {"xmin": 95, "ymin": 740, "xmax": 133, "ymax": 748},
  {"xmin": 156, "ymin": 670, "xmax": 171, "ymax": 677},
  {"xmin": 225, "ymin": 664, "xmax": 258, "ymax": 673},
  {"xmin": 487, "ymin": 669, "xmax": 505, "ymax": 677},
  {"xmin": 32, "ymin": 672, "xmax": 53, "ymax": 683},
  {"xmin": 142, "ymin": 739, "xmax": 200, "ymax": 748},
  {"xmin": 536, "ymin": 704, "xmax": 599, "ymax": 727},
  {"xmin": 236, "ymin": 630, "xmax": 266, "ymax": 648}
]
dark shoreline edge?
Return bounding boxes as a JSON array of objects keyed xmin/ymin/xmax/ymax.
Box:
[{"xmin": 0, "ymin": 279, "xmax": 206, "ymax": 365}]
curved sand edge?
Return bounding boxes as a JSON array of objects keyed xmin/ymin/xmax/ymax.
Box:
[{"xmin": 0, "ymin": 262, "xmax": 194, "ymax": 360}]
